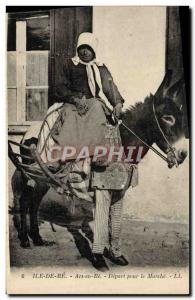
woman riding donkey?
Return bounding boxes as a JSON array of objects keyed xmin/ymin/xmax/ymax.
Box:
[{"xmin": 53, "ymin": 32, "xmax": 129, "ymax": 271}]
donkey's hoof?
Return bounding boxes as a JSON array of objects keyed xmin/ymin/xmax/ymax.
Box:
[
  {"xmin": 42, "ymin": 240, "xmax": 56, "ymax": 246},
  {"xmin": 20, "ymin": 239, "xmax": 31, "ymax": 248},
  {"xmin": 32, "ymin": 236, "xmax": 44, "ymax": 246}
]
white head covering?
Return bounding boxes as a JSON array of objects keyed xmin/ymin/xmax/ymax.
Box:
[
  {"xmin": 72, "ymin": 32, "xmax": 103, "ymax": 66},
  {"xmin": 71, "ymin": 32, "xmax": 112, "ymax": 110},
  {"xmin": 77, "ymin": 32, "xmax": 98, "ymax": 53}
]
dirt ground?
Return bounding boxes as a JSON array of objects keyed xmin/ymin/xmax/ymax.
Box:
[{"xmin": 9, "ymin": 215, "xmax": 189, "ymax": 270}]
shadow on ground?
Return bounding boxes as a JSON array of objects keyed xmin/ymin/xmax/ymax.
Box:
[{"xmin": 9, "ymin": 215, "xmax": 189, "ymax": 270}]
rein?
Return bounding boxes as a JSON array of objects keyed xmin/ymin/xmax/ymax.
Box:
[
  {"xmin": 108, "ymin": 78, "xmax": 170, "ymax": 164},
  {"xmin": 119, "ymin": 120, "xmax": 168, "ymax": 163}
]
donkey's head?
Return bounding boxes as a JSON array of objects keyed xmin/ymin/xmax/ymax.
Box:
[{"xmin": 153, "ymin": 70, "xmax": 187, "ymax": 165}]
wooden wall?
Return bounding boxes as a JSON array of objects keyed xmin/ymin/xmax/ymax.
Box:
[
  {"xmin": 49, "ymin": 7, "xmax": 92, "ymax": 105},
  {"xmin": 166, "ymin": 6, "xmax": 189, "ymax": 137}
]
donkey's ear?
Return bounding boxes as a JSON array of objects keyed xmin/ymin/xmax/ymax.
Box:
[
  {"xmin": 167, "ymin": 77, "xmax": 185, "ymax": 101},
  {"xmin": 155, "ymin": 69, "xmax": 173, "ymax": 98}
]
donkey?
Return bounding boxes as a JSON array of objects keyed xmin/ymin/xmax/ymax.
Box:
[{"xmin": 10, "ymin": 71, "xmax": 188, "ymax": 248}]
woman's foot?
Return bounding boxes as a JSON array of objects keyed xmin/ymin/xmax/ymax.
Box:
[
  {"xmin": 92, "ymin": 253, "xmax": 109, "ymax": 272},
  {"xmin": 104, "ymin": 249, "xmax": 129, "ymax": 266}
]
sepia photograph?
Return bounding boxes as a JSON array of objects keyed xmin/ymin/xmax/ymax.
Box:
[{"xmin": 6, "ymin": 5, "xmax": 190, "ymax": 295}]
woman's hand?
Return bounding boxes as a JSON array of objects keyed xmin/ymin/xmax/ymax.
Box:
[{"xmin": 73, "ymin": 96, "xmax": 88, "ymax": 116}]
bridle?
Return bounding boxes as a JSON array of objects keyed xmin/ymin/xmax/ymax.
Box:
[
  {"xmin": 116, "ymin": 98, "xmax": 178, "ymax": 165},
  {"xmin": 152, "ymin": 98, "xmax": 178, "ymax": 166}
]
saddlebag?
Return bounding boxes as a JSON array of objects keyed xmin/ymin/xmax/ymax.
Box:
[{"xmin": 91, "ymin": 162, "xmax": 138, "ymax": 190}]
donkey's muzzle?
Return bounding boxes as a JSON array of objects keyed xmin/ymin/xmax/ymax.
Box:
[{"xmin": 176, "ymin": 148, "xmax": 188, "ymax": 164}]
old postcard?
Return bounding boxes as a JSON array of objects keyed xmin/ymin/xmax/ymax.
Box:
[{"xmin": 6, "ymin": 6, "xmax": 190, "ymax": 295}]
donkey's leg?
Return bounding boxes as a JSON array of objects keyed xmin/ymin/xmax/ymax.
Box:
[
  {"xmin": 29, "ymin": 184, "xmax": 54, "ymax": 246},
  {"xmin": 29, "ymin": 193, "xmax": 44, "ymax": 246},
  {"xmin": 19, "ymin": 191, "xmax": 30, "ymax": 248},
  {"xmin": 11, "ymin": 170, "xmax": 23, "ymax": 237},
  {"xmin": 81, "ymin": 217, "xmax": 94, "ymax": 243}
]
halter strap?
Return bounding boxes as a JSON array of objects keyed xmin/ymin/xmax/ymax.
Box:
[{"xmin": 152, "ymin": 98, "xmax": 178, "ymax": 167}]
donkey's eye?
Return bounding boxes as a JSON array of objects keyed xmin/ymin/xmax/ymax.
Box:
[{"xmin": 161, "ymin": 114, "xmax": 176, "ymax": 126}]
